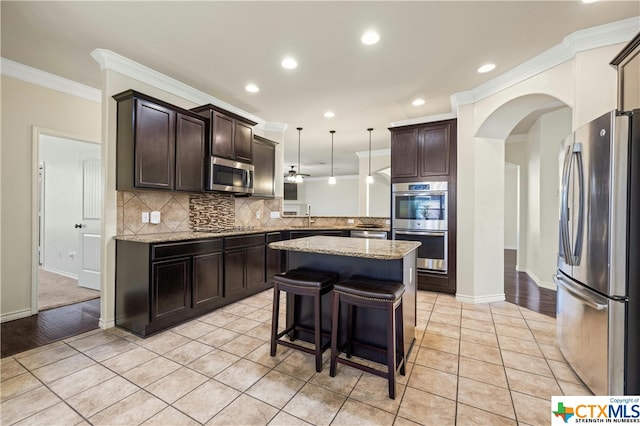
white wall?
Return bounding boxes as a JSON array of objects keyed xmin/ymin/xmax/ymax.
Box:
[
  {"xmin": 357, "ymin": 150, "xmax": 391, "ymax": 216},
  {"xmin": 504, "ymin": 163, "xmax": 519, "ymax": 250},
  {"xmin": 1, "ymin": 75, "xmax": 101, "ymax": 322},
  {"xmin": 291, "ymin": 176, "xmax": 359, "ymax": 216},
  {"xmin": 40, "ymin": 135, "xmax": 101, "ymax": 278}
]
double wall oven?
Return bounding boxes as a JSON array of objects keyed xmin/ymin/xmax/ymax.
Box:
[{"xmin": 392, "ymin": 182, "xmax": 448, "ymax": 274}]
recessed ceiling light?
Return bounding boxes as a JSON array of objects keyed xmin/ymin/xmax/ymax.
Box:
[
  {"xmin": 281, "ymin": 57, "xmax": 298, "ymax": 69},
  {"xmin": 477, "ymin": 63, "xmax": 496, "ymax": 74},
  {"xmin": 361, "ymin": 30, "xmax": 380, "ymax": 45},
  {"xmin": 245, "ymin": 83, "xmax": 259, "ymax": 93},
  {"xmin": 412, "ymin": 98, "xmax": 425, "ymax": 106},
  {"xmin": 324, "ymin": 111, "xmax": 335, "ymax": 118},
  {"xmin": 582, "ymin": 0, "xmax": 598, "ymax": 3}
]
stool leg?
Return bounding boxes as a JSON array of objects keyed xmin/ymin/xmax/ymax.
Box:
[
  {"xmin": 387, "ymin": 301, "xmax": 397, "ymax": 399},
  {"xmin": 329, "ymin": 291, "xmax": 340, "ymax": 377},
  {"xmin": 314, "ymin": 291, "xmax": 323, "ymax": 372},
  {"xmin": 397, "ymin": 300, "xmax": 406, "ymax": 376},
  {"xmin": 270, "ymin": 284, "xmax": 280, "ymax": 357}
]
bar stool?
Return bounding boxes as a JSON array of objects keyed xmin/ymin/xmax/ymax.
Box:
[
  {"xmin": 329, "ymin": 276, "xmax": 406, "ymax": 399},
  {"xmin": 270, "ymin": 268, "xmax": 338, "ymax": 372}
]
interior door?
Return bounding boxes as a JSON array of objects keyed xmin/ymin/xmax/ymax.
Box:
[{"xmin": 77, "ymin": 157, "xmax": 102, "ymax": 290}]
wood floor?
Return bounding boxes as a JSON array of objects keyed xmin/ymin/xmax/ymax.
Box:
[
  {"xmin": 1, "ymin": 298, "xmax": 100, "ymax": 358},
  {"xmin": 1, "ymin": 249, "xmax": 555, "ymax": 358}
]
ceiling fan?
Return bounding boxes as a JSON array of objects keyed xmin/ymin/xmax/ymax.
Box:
[{"xmin": 284, "ymin": 165, "xmax": 310, "ymax": 183}]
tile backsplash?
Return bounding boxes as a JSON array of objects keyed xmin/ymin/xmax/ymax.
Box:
[{"xmin": 117, "ymin": 190, "xmax": 386, "ymax": 235}]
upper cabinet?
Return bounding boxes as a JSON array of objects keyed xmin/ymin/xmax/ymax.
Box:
[
  {"xmin": 114, "ymin": 90, "xmax": 208, "ymax": 192},
  {"xmin": 389, "ymin": 119, "xmax": 456, "ymax": 182},
  {"xmin": 252, "ymin": 135, "xmax": 277, "ymax": 198},
  {"xmin": 610, "ymin": 31, "xmax": 640, "ymax": 112},
  {"xmin": 191, "ymin": 104, "xmax": 257, "ymax": 164}
]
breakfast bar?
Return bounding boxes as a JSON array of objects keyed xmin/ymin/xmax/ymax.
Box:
[{"xmin": 269, "ymin": 236, "xmax": 421, "ymax": 363}]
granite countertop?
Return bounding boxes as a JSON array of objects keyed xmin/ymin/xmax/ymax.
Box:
[
  {"xmin": 113, "ymin": 225, "xmax": 391, "ymax": 244},
  {"xmin": 269, "ymin": 236, "xmax": 421, "ymax": 260}
]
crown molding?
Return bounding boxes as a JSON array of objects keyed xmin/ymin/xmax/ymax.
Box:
[
  {"xmin": 389, "ymin": 112, "xmax": 457, "ymax": 128},
  {"xmin": 257, "ymin": 121, "xmax": 288, "ymax": 133},
  {"xmin": 90, "ymin": 48, "xmax": 270, "ymax": 127},
  {"xmin": 1, "ymin": 57, "xmax": 101, "ymax": 103},
  {"xmin": 450, "ymin": 16, "xmax": 640, "ymax": 110}
]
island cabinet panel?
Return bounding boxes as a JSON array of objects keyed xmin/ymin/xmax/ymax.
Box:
[
  {"xmin": 253, "ymin": 136, "xmax": 277, "ymax": 197},
  {"xmin": 114, "ymin": 90, "xmax": 207, "ymax": 192},
  {"xmin": 191, "ymin": 104, "xmax": 257, "ymax": 163}
]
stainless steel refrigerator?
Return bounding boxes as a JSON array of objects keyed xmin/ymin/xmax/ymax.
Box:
[{"xmin": 555, "ymin": 109, "xmax": 639, "ymax": 395}]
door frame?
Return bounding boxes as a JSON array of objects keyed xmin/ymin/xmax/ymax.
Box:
[{"xmin": 31, "ymin": 126, "xmax": 101, "ymax": 314}]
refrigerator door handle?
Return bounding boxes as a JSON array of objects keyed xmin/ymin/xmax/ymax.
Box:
[
  {"xmin": 554, "ymin": 274, "xmax": 607, "ymax": 311},
  {"xmin": 560, "ymin": 145, "xmax": 574, "ymax": 265},
  {"xmin": 573, "ymin": 143, "xmax": 585, "ymax": 265}
]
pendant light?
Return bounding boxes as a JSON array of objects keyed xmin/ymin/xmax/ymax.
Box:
[
  {"xmin": 366, "ymin": 128, "xmax": 374, "ymax": 184},
  {"xmin": 328, "ymin": 130, "xmax": 336, "ymax": 185},
  {"xmin": 295, "ymin": 127, "xmax": 304, "ymax": 183}
]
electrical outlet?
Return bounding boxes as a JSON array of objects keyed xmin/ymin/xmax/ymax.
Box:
[
  {"xmin": 142, "ymin": 212, "xmax": 150, "ymax": 223},
  {"xmin": 385, "ymin": 219, "xmax": 391, "ymax": 225},
  {"xmin": 150, "ymin": 211, "xmax": 161, "ymax": 224},
  {"xmin": 270, "ymin": 211, "xmax": 280, "ymax": 219},
  {"xmin": 256, "ymin": 210, "xmax": 261, "ymax": 219},
  {"xmin": 347, "ymin": 219, "xmax": 354, "ymax": 224}
]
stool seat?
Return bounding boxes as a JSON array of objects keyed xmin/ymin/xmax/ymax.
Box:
[
  {"xmin": 334, "ymin": 277, "xmax": 405, "ymax": 301},
  {"xmin": 273, "ymin": 269, "xmax": 337, "ymax": 289}
]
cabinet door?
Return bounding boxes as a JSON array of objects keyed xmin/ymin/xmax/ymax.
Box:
[
  {"xmin": 224, "ymin": 249, "xmax": 246, "ymax": 297},
  {"xmin": 135, "ymin": 99, "xmax": 175, "ymax": 189},
  {"xmin": 193, "ymin": 252, "xmax": 223, "ymax": 309},
  {"xmin": 391, "ymin": 128, "xmax": 418, "ymax": 179},
  {"xmin": 176, "ymin": 113, "xmax": 206, "ymax": 192},
  {"xmin": 151, "ymin": 258, "xmax": 190, "ymax": 321},
  {"xmin": 212, "ymin": 111, "xmax": 234, "ymax": 159},
  {"xmin": 252, "ymin": 138, "xmax": 275, "ymax": 197},
  {"xmin": 235, "ymin": 121, "xmax": 253, "ymax": 163},
  {"xmin": 419, "ymin": 124, "xmax": 450, "ymax": 177},
  {"xmin": 246, "ymin": 245, "xmax": 266, "ymax": 291}
]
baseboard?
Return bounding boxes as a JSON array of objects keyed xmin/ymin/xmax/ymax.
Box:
[
  {"xmin": 525, "ymin": 269, "xmax": 557, "ymax": 291},
  {"xmin": 99, "ymin": 318, "xmax": 115, "ymax": 329},
  {"xmin": 456, "ymin": 293, "xmax": 506, "ymax": 304},
  {"xmin": 504, "ymin": 244, "xmax": 518, "ymax": 250},
  {"xmin": 42, "ymin": 267, "xmax": 78, "ymax": 280},
  {"xmin": 0, "ymin": 308, "xmax": 33, "ymax": 323}
]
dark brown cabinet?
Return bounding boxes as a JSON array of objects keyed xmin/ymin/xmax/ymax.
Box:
[
  {"xmin": 191, "ymin": 104, "xmax": 257, "ymax": 163},
  {"xmin": 390, "ymin": 119, "xmax": 456, "ymax": 181},
  {"xmin": 114, "ymin": 90, "xmax": 207, "ymax": 192},
  {"xmin": 266, "ymin": 232, "xmax": 284, "ymax": 281},
  {"xmin": 224, "ymin": 234, "xmax": 268, "ymax": 302},
  {"xmin": 115, "ymin": 238, "xmax": 223, "ymax": 336},
  {"xmin": 253, "ymin": 135, "xmax": 277, "ymax": 197}
]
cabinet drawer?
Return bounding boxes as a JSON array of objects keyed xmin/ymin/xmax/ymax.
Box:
[
  {"xmin": 225, "ymin": 233, "xmax": 265, "ymax": 249},
  {"xmin": 152, "ymin": 239, "xmax": 223, "ymax": 260},
  {"xmin": 266, "ymin": 232, "xmax": 282, "ymax": 243}
]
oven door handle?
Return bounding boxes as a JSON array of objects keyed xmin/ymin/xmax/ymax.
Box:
[
  {"xmin": 393, "ymin": 191, "xmax": 447, "ymax": 197},
  {"xmin": 395, "ymin": 230, "xmax": 446, "ymax": 237}
]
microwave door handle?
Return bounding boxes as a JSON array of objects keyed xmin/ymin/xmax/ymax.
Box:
[
  {"xmin": 560, "ymin": 145, "xmax": 574, "ymax": 265},
  {"xmin": 573, "ymin": 144, "xmax": 585, "ymax": 265}
]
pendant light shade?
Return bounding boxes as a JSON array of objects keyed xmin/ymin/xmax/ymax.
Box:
[
  {"xmin": 328, "ymin": 130, "xmax": 336, "ymax": 185},
  {"xmin": 366, "ymin": 128, "xmax": 374, "ymax": 184}
]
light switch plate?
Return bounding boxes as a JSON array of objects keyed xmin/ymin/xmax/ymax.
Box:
[
  {"xmin": 150, "ymin": 211, "xmax": 161, "ymax": 224},
  {"xmin": 141, "ymin": 212, "xmax": 150, "ymax": 223},
  {"xmin": 270, "ymin": 211, "xmax": 281, "ymax": 219},
  {"xmin": 347, "ymin": 219, "xmax": 354, "ymax": 224}
]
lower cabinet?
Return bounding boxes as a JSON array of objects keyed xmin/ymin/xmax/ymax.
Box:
[
  {"xmin": 266, "ymin": 232, "xmax": 285, "ymax": 281},
  {"xmin": 193, "ymin": 252, "xmax": 223, "ymax": 311},
  {"xmin": 223, "ymin": 234, "xmax": 268, "ymax": 302}
]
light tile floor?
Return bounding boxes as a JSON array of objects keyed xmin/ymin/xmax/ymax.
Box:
[{"xmin": 0, "ymin": 290, "xmax": 590, "ymax": 425}]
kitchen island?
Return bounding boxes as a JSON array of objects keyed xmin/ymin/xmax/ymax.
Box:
[{"xmin": 269, "ymin": 236, "xmax": 421, "ymax": 363}]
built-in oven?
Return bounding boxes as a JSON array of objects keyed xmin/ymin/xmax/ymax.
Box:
[{"xmin": 392, "ymin": 182, "xmax": 448, "ymax": 274}]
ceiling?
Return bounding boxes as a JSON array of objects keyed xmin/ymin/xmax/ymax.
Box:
[{"xmin": 2, "ymin": 1, "xmax": 639, "ymax": 176}]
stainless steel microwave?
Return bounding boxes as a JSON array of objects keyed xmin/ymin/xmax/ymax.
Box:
[{"xmin": 208, "ymin": 156, "xmax": 254, "ymax": 194}]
